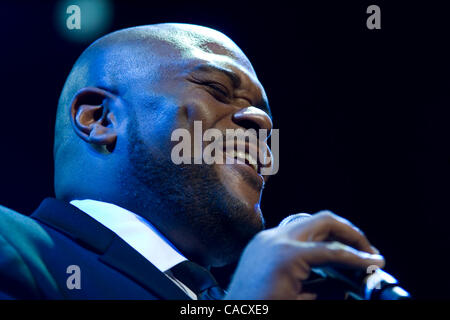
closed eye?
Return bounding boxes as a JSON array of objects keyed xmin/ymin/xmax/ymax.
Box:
[
  {"xmin": 204, "ymin": 82, "xmax": 230, "ymax": 100},
  {"xmin": 187, "ymin": 74, "xmax": 232, "ymax": 103}
]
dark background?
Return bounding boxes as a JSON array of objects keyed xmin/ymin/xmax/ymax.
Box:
[{"xmin": 0, "ymin": 1, "xmax": 448, "ymax": 299}]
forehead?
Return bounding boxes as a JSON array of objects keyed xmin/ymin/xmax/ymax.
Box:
[
  {"xmin": 153, "ymin": 30, "xmax": 257, "ymax": 78},
  {"xmin": 154, "ymin": 32, "xmax": 269, "ymax": 105},
  {"xmin": 97, "ymin": 25, "xmax": 269, "ymax": 111},
  {"xmin": 157, "ymin": 24, "xmax": 256, "ymax": 71}
]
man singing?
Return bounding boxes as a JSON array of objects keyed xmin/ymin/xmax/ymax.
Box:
[{"xmin": 0, "ymin": 24, "xmax": 384, "ymax": 299}]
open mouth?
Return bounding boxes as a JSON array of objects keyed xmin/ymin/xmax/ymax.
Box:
[
  {"xmin": 224, "ymin": 149, "xmax": 258, "ymax": 172},
  {"xmin": 222, "ymin": 139, "xmax": 272, "ymax": 175}
]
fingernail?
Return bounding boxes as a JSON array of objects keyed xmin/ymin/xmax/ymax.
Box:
[
  {"xmin": 359, "ymin": 251, "xmax": 384, "ymax": 260},
  {"xmin": 370, "ymin": 254, "xmax": 384, "ymax": 260}
]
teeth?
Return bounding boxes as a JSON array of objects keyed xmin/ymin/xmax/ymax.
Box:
[{"xmin": 225, "ymin": 150, "xmax": 258, "ymax": 172}]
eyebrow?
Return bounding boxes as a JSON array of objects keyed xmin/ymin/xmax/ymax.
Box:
[
  {"xmin": 190, "ymin": 63, "xmax": 272, "ymax": 117},
  {"xmin": 191, "ymin": 63, "xmax": 242, "ymax": 88}
]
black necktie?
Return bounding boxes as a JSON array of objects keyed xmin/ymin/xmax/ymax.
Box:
[{"xmin": 170, "ymin": 261, "xmax": 226, "ymax": 300}]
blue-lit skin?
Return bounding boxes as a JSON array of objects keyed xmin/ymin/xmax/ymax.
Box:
[
  {"xmin": 54, "ymin": 24, "xmax": 384, "ymax": 300},
  {"xmin": 225, "ymin": 211, "xmax": 385, "ymax": 299},
  {"xmin": 54, "ymin": 24, "xmax": 272, "ymax": 269}
]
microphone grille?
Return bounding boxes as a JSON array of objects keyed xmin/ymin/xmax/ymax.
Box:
[{"xmin": 278, "ymin": 213, "xmax": 312, "ymax": 227}]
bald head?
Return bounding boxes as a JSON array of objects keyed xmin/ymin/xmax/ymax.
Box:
[
  {"xmin": 54, "ymin": 23, "xmax": 271, "ymax": 267},
  {"xmin": 55, "ymin": 23, "xmax": 253, "ymax": 166}
]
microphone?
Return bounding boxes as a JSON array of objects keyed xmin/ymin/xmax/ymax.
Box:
[{"xmin": 278, "ymin": 213, "xmax": 411, "ymax": 300}]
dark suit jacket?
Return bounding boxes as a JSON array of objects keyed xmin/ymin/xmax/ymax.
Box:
[{"xmin": 0, "ymin": 198, "xmax": 191, "ymax": 299}]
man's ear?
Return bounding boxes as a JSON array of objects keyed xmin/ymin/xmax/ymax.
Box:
[{"xmin": 70, "ymin": 87, "xmax": 117, "ymax": 152}]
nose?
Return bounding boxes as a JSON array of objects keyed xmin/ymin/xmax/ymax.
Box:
[{"xmin": 232, "ymin": 106, "xmax": 273, "ymax": 136}]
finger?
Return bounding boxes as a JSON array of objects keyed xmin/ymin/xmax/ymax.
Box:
[
  {"xmin": 288, "ymin": 211, "xmax": 377, "ymax": 254},
  {"xmin": 293, "ymin": 241, "xmax": 386, "ymax": 270}
]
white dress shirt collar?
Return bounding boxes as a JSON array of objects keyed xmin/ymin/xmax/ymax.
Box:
[{"xmin": 69, "ymin": 199, "xmax": 187, "ymax": 272}]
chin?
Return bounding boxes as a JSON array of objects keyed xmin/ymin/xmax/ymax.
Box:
[
  {"xmin": 215, "ymin": 163, "xmax": 265, "ymax": 210},
  {"xmin": 199, "ymin": 180, "xmax": 265, "ymax": 267}
]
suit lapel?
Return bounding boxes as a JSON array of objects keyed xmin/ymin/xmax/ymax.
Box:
[
  {"xmin": 31, "ymin": 198, "xmax": 114, "ymax": 253},
  {"xmin": 31, "ymin": 198, "xmax": 190, "ymax": 300}
]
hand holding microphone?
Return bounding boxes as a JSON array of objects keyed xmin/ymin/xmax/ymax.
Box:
[
  {"xmin": 279, "ymin": 213, "xmax": 410, "ymax": 300},
  {"xmin": 225, "ymin": 210, "xmax": 407, "ymax": 300}
]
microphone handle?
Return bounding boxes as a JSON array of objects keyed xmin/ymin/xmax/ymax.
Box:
[
  {"xmin": 279, "ymin": 213, "xmax": 411, "ymax": 299},
  {"xmin": 310, "ymin": 265, "xmax": 411, "ymax": 300}
]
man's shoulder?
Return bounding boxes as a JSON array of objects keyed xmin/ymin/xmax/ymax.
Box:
[
  {"xmin": 0, "ymin": 204, "xmax": 59, "ymax": 298},
  {"xmin": 0, "ymin": 204, "xmax": 51, "ymax": 246},
  {"xmin": 0, "ymin": 203, "xmax": 57, "ymax": 265}
]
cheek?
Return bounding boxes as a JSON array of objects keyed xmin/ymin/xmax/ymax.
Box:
[
  {"xmin": 181, "ymin": 87, "xmax": 229, "ymax": 128},
  {"xmin": 127, "ymin": 87, "xmax": 230, "ymax": 165},
  {"xmin": 129, "ymin": 98, "xmax": 189, "ymax": 159}
]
